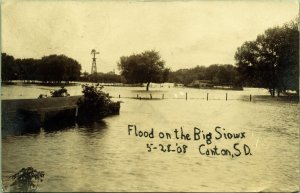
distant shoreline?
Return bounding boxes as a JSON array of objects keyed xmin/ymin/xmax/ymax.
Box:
[
  {"xmin": 186, "ymin": 85, "xmax": 244, "ymax": 91},
  {"xmin": 2, "ymin": 81, "xmax": 80, "ymax": 87},
  {"xmin": 1, "ymin": 81, "xmax": 142, "ymax": 87}
]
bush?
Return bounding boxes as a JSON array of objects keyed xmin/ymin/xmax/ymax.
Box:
[
  {"xmin": 9, "ymin": 167, "xmax": 45, "ymax": 192},
  {"xmin": 50, "ymin": 86, "xmax": 70, "ymax": 97},
  {"xmin": 38, "ymin": 94, "xmax": 47, "ymax": 99},
  {"xmin": 77, "ymin": 84, "xmax": 114, "ymax": 122}
]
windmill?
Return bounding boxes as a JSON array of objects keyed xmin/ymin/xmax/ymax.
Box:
[{"xmin": 91, "ymin": 49, "xmax": 100, "ymax": 74}]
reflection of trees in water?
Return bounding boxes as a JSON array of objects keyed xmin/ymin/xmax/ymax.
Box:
[
  {"xmin": 77, "ymin": 120, "xmax": 108, "ymax": 134},
  {"xmin": 24, "ymin": 119, "xmax": 108, "ymax": 135},
  {"xmin": 3, "ymin": 109, "xmax": 111, "ymax": 136},
  {"xmin": 43, "ymin": 122, "xmax": 76, "ymax": 133},
  {"xmin": 43, "ymin": 108, "xmax": 77, "ymax": 133}
]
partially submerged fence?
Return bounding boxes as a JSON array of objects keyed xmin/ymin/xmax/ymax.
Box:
[
  {"xmin": 110, "ymin": 92, "xmax": 298, "ymax": 102},
  {"xmin": 111, "ymin": 92, "xmax": 254, "ymax": 101}
]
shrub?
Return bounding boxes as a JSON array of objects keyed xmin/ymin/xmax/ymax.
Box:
[
  {"xmin": 50, "ymin": 86, "xmax": 70, "ymax": 97},
  {"xmin": 37, "ymin": 94, "xmax": 47, "ymax": 99},
  {"xmin": 77, "ymin": 84, "xmax": 114, "ymax": 122},
  {"xmin": 9, "ymin": 167, "xmax": 45, "ymax": 192}
]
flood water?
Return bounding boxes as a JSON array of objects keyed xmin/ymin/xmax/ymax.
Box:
[{"xmin": 2, "ymin": 83, "xmax": 299, "ymax": 192}]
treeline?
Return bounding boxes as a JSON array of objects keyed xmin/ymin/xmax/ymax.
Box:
[
  {"xmin": 168, "ymin": 64, "xmax": 238, "ymax": 86},
  {"xmin": 80, "ymin": 71, "xmax": 122, "ymax": 83},
  {"xmin": 1, "ymin": 53, "xmax": 81, "ymax": 83},
  {"xmin": 235, "ymin": 19, "xmax": 298, "ymax": 96}
]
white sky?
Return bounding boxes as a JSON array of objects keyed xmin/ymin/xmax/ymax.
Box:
[{"xmin": 1, "ymin": 0, "xmax": 299, "ymax": 73}]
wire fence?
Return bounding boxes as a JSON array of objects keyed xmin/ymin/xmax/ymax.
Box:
[
  {"xmin": 111, "ymin": 93, "xmax": 262, "ymax": 102},
  {"xmin": 107, "ymin": 92, "xmax": 299, "ymax": 103}
]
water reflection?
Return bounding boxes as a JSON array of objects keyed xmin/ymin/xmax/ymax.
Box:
[
  {"xmin": 43, "ymin": 124, "xmax": 76, "ymax": 134},
  {"xmin": 44, "ymin": 121, "xmax": 76, "ymax": 133},
  {"xmin": 3, "ymin": 107, "xmax": 111, "ymax": 136},
  {"xmin": 78, "ymin": 120, "xmax": 108, "ymax": 133}
]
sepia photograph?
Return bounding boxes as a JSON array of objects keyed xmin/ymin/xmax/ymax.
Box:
[{"xmin": 1, "ymin": 0, "xmax": 299, "ymax": 192}]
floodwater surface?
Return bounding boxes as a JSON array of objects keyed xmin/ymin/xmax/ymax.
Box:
[{"xmin": 2, "ymin": 84, "xmax": 299, "ymax": 192}]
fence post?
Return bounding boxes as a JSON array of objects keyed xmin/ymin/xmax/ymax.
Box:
[
  {"xmin": 207, "ymin": 93, "xmax": 209, "ymax": 101},
  {"xmin": 186, "ymin": 92, "xmax": 187, "ymax": 100},
  {"xmin": 137, "ymin": 94, "xmax": 139, "ymax": 99},
  {"xmin": 250, "ymin": 94, "xmax": 252, "ymax": 102},
  {"xmin": 226, "ymin": 93, "xmax": 228, "ymax": 101},
  {"xmin": 162, "ymin": 94, "xmax": 164, "ymax": 99},
  {"xmin": 119, "ymin": 94, "xmax": 120, "ymax": 98},
  {"xmin": 150, "ymin": 93, "xmax": 152, "ymax": 99}
]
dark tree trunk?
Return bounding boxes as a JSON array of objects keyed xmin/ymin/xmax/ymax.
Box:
[
  {"xmin": 269, "ymin": 88, "xmax": 275, "ymax": 97},
  {"xmin": 146, "ymin": 82, "xmax": 150, "ymax": 91},
  {"xmin": 276, "ymin": 89, "xmax": 280, "ymax": 97},
  {"xmin": 269, "ymin": 63, "xmax": 276, "ymax": 97}
]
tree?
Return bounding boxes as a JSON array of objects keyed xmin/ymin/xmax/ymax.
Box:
[
  {"xmin": 205, "ymin": 64, "xmax": 220, "ymax": 83},
  {"xmin": 235, "ymin": 19, "xmax": 299, "ymax": 96},
  {"xmin": 84, "ymin": 72, "xmax": 122, "ymax": 83},
  {"xmin": 15, "ymin": 58, "xmax": 39, "ymax": 82},
  {"xmin": 1, "ymin": 54, "xmax": 82, "ymax": 83},
  {"xmin": 217, "ymin": 65, "xmax": 238, "ymax": 86},
  {"xmin": 118, "ymin": 50, "xmax": 169, "ymax": 91},
  {"xmin": 1, "ymin": 53, "xmax": 17, "ymax": 81},
  {"xmin": 168, "ymin": 64, "xmax": 238, "ymax": 86},
  {"xmin": 37, "ymin": 55, "xmax": 81, "ymax": 83}
]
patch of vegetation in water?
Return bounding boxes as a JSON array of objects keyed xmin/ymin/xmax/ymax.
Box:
[
  {"xmin": 77, "ymin": 84, "xmax": 120, "ymax": 123},
  {"xmin": 8, "ymin": 167, "xmax": 45, "ymax": 192}
]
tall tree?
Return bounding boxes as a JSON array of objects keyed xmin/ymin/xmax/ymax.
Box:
[
  {"xmin": 37, "ymin": 55, "xmax": 81, "ymax": 83},
  {"xmin": 1, "ymin": 54, "xmax": 82, "ymax": 83},
  {"xmin": 235, "ymin": 19, "xmax": 299, "ymax": 96},
  {"xmin": 15, "ymin": 58, "xmax": 39, "ymax": 82},
  {"xmin": 1, "ymin": 53, "xmax": 16, "ymax": 81},
  {"xmin": 118, "ymin": 50, "xmax": 169, "ymax": 91}
]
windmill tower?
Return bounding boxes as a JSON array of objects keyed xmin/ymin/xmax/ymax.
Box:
[{"xmin": 91, "ymin": 49, "xmax": 100, "ymax": 74}]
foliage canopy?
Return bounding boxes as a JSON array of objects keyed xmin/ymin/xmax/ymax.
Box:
[
  {"xmin": 77, "ymin": 84, "xmax": 117, "ymax": 122},
  {"xmin": 1, "ymin": 54, "xmax": 82, "ymax": 83},
  {"xmin": 118, "ymin": 50, "xmax": 169, "ymax": 91},
  {"xmin": 235, "ymin": 19, "xmax": 299, "ymax": 96}
]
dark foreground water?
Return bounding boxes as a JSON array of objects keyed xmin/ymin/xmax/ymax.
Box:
[{"xmin": 2, "ymin": 85, "xmax": 299, "ymax": 192}]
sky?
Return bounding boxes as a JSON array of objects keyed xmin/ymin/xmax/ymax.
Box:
[{"xmin": 1, "ymin": 0, "xmax": 299, "ymax": 73}]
